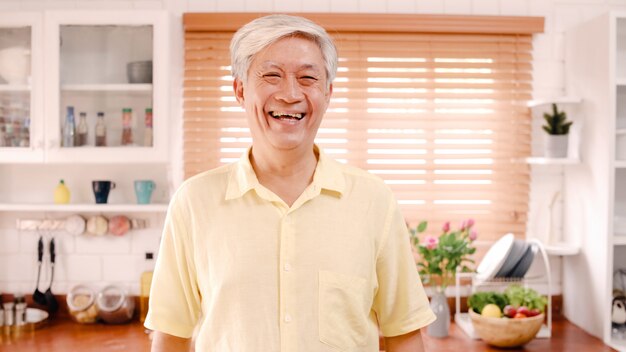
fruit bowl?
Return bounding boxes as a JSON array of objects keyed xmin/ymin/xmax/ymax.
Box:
[{"xmin": 469, "ymin": 309, "xmax": 544, "ymax": 347}]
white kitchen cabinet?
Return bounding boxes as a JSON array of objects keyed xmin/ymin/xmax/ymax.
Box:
[
  {"xmin": 0, "ymin": 12, "xmax": 44, "ymax": 162},
  {"xmin": 565, "ymin": 11, "xmax": 626, "ymax": 351},
  {"xmin": 0, "ymin": 10, "xmax": 169, "ymax": 164}
]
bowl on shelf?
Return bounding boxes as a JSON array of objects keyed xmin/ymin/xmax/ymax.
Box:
[
  {"xmin": 469, "ymin": 309, "xmax": 544, "ymax": 347},
  {"xmin": 0, "ymin": 46, "xmax": 31, "ymax": 84},
  {"xmin": 126, "ymin": 60, "xmax": 152, "ymax": 83}
]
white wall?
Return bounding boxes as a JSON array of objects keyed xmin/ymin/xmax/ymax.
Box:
[{"xmin": 0, "ymin": 0, "xmax": 619, "ymax": 333}]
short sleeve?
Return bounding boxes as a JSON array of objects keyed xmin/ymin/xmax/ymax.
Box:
[
  {"xmin": 371, "ymin": 196, "xmax": 436, "ymax": 337},
  {"xmin": 144, "ymin": 187, "xmax": 202, "ymax": 338}
]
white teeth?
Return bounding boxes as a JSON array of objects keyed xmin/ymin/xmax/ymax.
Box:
[{"xmin": 270, "ymin": 112, "xmax": 303, "ymax": 119}]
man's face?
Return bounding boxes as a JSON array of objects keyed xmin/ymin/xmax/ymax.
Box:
[{"xmin": 234, "ymin": 36, "xmax": 332, "ymax": 153}]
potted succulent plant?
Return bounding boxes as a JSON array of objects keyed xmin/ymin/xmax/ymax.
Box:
[{"xmin": 542, "ymin": 103, "xmax": 573, "ymax": 158}]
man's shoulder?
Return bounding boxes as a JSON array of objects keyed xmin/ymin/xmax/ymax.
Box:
[
  {"xmin": 330, "ymin": 159, "xmax": 392, "ymax": 195},
  {"xmin": 178, "ymin": 163, "xmax": 234, "ymax": 194}
]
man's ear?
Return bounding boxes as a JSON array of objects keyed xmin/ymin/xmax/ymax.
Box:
[
  {"xmin": 325, "ymin": 83, "xmax": 333, "ymax": 104},
  {"xmin": 233, "ymin": 78, "xmax": 244, "ymax": 106}
]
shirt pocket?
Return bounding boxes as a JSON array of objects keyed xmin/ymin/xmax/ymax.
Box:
[{"xmin": 318, "ymin": 270, "xmax": 369, "ymax": 350}]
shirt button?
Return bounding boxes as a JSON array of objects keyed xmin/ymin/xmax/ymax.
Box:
[
  {"xmin": 284, "ymin": 263, "xmax": 291, "ymax": 272},
  {"xmin": 284, "ymin": 314, "xmax": 292, "ymax": 323}
]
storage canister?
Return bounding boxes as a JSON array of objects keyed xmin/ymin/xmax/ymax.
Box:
[
  {"xmin": 96, "ymin": 285, "xmax": 135, "ymax": 324},
  {"xmin": 67, "ymin": 285, "xmax": 98, "ymax": 323}
]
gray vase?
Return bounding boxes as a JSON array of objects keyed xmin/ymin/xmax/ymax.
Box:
[
  {"xmin": 427, "ymin": 291, "xmax": 450, "ymax": 338},
  {"xmin": 544, "ymin": 134, "xmax": 569, "ymax": 158}
]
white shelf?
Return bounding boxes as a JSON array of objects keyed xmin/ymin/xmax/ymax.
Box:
[
  {"xmin": 0, "ymin": 84, "xmax": 30, "ymax": 91},
  {"xmin": 615, "ymin": 236, "xmax": 626, "ymax": 246},
  {"xmin": 616, "ymin": 161, "xmax": 626, "ymax": 168},
  {"xmin": 617, "ymin": 129, "xmax": 626, "ymax": 135},
  {"xmin": 61, "ymin": 83, "xmax": 152, "ymax": 92},
  {"xmin": 525, "ymin": 157, "xmax": 581, "ymax": 165},
  {"xmin": 0, "ymin": 203, "xmax": 168, "ymax": 212},
  {"xmin": 527, "ymin": 96, "xmax": 582, "ymax": 108},
  {"xmin": 544, "ymin": 242, "xmax": 581, "ymax": 256},
  {"xmin": 617, "ymin": 78, "xmax": 626, "ymax": 86}
]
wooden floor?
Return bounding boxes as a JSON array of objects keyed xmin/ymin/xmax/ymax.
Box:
[{"xmin": 0, "ymin": 316, "xmax": 616, "ymax": 352}]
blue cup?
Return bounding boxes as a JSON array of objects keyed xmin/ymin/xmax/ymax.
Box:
[{"xmin": 134, "ymin": 180, "xmax": 156, "ymax": 204}]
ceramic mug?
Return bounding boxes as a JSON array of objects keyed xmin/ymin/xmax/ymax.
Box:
[
  {"xmin": 92, "ymin": 181, "xmax": 116, "ymax": 204},
  {"xmin": 134, "ymin": 180, "xmax": 156, "ymax": 204}
]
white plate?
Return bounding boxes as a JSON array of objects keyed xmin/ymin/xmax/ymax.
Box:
[{"xmin": 476, "ymin": 233, "xmax": 515, "ymax": 281}]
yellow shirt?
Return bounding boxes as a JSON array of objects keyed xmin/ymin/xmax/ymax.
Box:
[{"xmin": 145, "ymin": 147, "xmax": 435, "ymax": 351}]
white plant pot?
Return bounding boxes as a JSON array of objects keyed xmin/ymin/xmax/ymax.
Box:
[{"xmin": 544, "ymin": 134, "xmax": 569, "ymax": 158}]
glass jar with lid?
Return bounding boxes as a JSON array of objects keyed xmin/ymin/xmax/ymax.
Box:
[
  {"xmin": 67, "ymin": 284, "xmax": 98, "ymax": 323},
  {"xmin": 96, "ymin": 285, "xmax": 135, "ymax": 324}
]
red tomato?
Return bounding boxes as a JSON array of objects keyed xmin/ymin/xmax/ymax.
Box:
[
  {"xmin": 527, "ymin": 308, "xmax": 541, "ymax": 317},
  {"xmin": 514, "ymin": 312, "xmax": 527, "ymax": 319},
  {"xmin": 503, "ymin": 305, "xmax": 517, "ymax": 318},
  {"xmin": 517, "ymin": 306, "xmax": 530, "ymax": 316}
]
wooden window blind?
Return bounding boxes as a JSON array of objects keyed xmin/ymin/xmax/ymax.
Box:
[{"xmin": 183, "ymin": 14, "xmax": 543, "ymax": 248}]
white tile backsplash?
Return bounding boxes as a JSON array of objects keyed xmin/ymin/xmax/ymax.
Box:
[
  {"xmin": 417, "ymin": 0, "xmax": 445, "ymax": 14},
  {"xmin": 331, "ymin": 0, "xmax": 359, "ymax": 12},
  {"xmin": 359, "ymin": 0, "xmax": 387, "ymax": 13},
  {"xmin": 444, "ymin": 0, "xmax": 472, "ymax": 14},
  {"xmin": 387, "ymin": 0, "xmax": 416, "ymax": 13},
  {"xmin": 56, "ymin": 255, "xmax": 102, "ymax": 282},
  {"xmin": 74, "ymin": 233, "xmax": 132, "ymax": 254},
  {"xmin": 301, "ymin": 0, "xmax": 330, "ymax": 12},
  {"xmin": 187, "ymin": 0, "xmax": 217, "ymax": 11},
  {"xmin": 472, "ymin": 0, "xmax": 499, "ymax": 15},
  {"xmin": 500, "ymin": 0, "xmax": 529, "ymax": 15},
  {"xmin": 245, "ymin": 0, "xmax": 273, "ymax": 11},
  {"xmin": 274, "ymin": 0, "xmax": 301, "ymax": 12},
  {"xmin": 0, "ymin": 229, "xmax": 20, "ymax": 253}
]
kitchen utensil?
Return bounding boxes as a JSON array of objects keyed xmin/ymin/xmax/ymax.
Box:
[
  {"xmin": 134, "ymin": 180, "xmax": 156, "ymax": 204},
  {"xmin": 65, "ymin": 215, "xmax": 85, "ymax": 236},
  {"xmin": 508, "ymin": 243, "xmax": 537, "ymax": 278},
  {"xmin": 86, "ymin": 215, "xmax": 108, "ymax": 236},
  {"xmin": 92, "ymin": 180, "xmax": 116, "ymax": 204},
  {"xmin": 126, "ymin": 60, "xmax": 152, "ymax": 83},
  {"xmin": 108, "ymin": 215, "xmax": 130, "ymax": 236},
  {"xmin": 476, "ymin": 233, "xmax": 515, "ymax": 281},
  {"xmin": 44, "ymin": 238, "xmax": 58, "ymax": 313},
  {"xmin": 32, "ymin": 236, "xmax": 47, "ymax": 306},
  {"xmin": 494, "ymin": 240, "xmax": 528, "ymax": 278}
]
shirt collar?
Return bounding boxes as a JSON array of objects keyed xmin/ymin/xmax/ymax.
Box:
[{"xmin": 225, "ymin": 145, "xmax": 345, "ymax": 200}]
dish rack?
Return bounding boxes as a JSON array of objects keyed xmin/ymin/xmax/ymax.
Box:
[{"xmin": 454, "ymin": 238, "xmax": 552, "ymax": 339}]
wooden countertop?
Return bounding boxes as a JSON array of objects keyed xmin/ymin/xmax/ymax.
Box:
[
  {"xmin": 0, "ymin": 319, "xmax": 151, "ymax": 352},
  {"xmin": 0, "ymin": 317, "xmax": 615, "ymax": 352}
]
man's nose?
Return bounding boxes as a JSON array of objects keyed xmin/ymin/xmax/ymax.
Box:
[{"xmin": 276, "ymin": 76, "xmax": 304, "ymax": 103}]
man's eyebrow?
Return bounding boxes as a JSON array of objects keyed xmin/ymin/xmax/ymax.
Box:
[{"xmin": 259, "ymin": 62, "xmax": 322, "ymax": 71}]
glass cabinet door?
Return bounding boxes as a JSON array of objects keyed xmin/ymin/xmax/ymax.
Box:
[
  {"xmin": 0, "ymin": 13, "xmax": 43, "ymax": 163},
  {"xmin": 45, "ymin": 11, "xmax": 168, "ymax": 163}
]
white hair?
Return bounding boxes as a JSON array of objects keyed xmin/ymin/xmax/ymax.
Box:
[{"xmin": 230, "ymin": 14, "xmax": 338, "ymax": 88}]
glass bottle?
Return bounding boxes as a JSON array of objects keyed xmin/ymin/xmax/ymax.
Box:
[
  {"xmin": 139, "ymin": 252, "xmax": 154, "ymax": 323},
  {"xmin": 143, "ymin": 108, "xmax": 153, "ymax": 147},
  {"xmin": 121, "ymin": 108, "xmax": 133, "ymax": 146},
  {"xmin": 95, "ymin": 112, "xmax": 106, "ymax": 147},
  {"xmin": 62, "ymin": 106, "xmax": 76, "ymax": 147},
  {"xmin": 76, "ymin": 112, "xmax": 88, "ymax": 146}
]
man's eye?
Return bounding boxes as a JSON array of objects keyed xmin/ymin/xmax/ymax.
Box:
[
  {"xmin": 263, "ymin": 73, "xmax": 280, "ymax": 78},
  {"xmin": 301, "ymin": 76, "xmax": 317, "ymax": 80}
]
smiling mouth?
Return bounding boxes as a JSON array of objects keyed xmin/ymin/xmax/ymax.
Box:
[{"xmin": 269, "ymin": 111, "xmax": 305, "ymax": 121}]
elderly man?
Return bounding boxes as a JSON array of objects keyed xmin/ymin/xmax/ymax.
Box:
[{"xmin": 145, "ymin": 14, "xmax": 435, "ymax": 352}]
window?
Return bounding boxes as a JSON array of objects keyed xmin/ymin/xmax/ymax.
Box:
[{"xmin": 183, "ymin": 13, "xmax": 543, "ymax": 250}]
